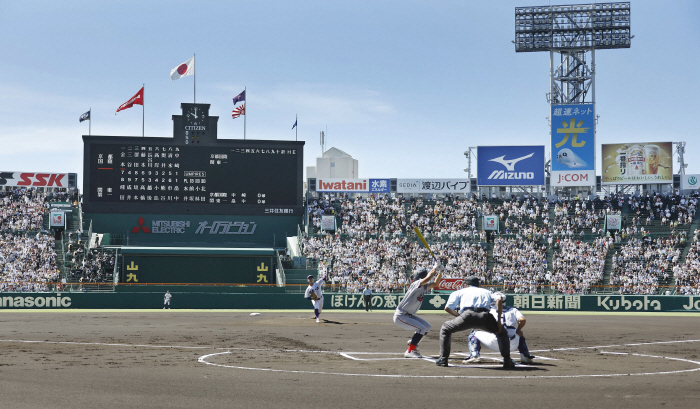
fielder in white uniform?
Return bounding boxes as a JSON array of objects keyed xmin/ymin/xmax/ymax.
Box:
[
  {"xmin": 305, "ymin": 274, "xmax": 327, "ymax": 323},
  {"xmin": 394, "ymin": 262, "xmax": 443, "ymax": 358},
  {"xmin": 163, "ymin": 290, "xmax": 172, "ymax": 309},
  {"xmin": 464, "ymin": 292, "xmax": 535, "ymax": 364}
]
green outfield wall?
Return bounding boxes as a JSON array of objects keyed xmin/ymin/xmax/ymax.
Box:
[{"xmin": 1, "ymin": 293, "xmax": 700, "ymax": 312}]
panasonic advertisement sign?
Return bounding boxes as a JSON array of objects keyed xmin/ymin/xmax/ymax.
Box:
[{"xmin": 477, "ymin": 146, "xmax": 545, "ymax": 186}]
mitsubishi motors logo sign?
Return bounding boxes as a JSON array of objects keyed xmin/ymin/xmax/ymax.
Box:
[{"xmin": 131, "ymin": 217, "xmax": 151, "ymax": 233}]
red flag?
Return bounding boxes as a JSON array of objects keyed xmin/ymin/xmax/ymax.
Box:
[
  {"xmin": 232, "ymin": 103, "xmax": 245, "ymax": 119},
  {"xmin": 116, "ymin": 87, "xmax": 144, "ymax": 114}
]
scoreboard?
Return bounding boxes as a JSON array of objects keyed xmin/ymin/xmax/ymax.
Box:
[{"xmin": 82, "ymin": 103, "xmax": 304, "ymax": 216}]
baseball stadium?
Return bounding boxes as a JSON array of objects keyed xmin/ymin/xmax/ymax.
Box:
[{"xmin": 2, "ymin": 2, "xmax": 700, "ymax": 408}]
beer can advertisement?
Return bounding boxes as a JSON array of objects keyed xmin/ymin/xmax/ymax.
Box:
[{"xmin": 601, "ymin": 142, "xmax": 673, "ymax": 184}]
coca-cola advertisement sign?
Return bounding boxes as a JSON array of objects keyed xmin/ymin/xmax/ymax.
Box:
[{"xmin": 436, "ymin": 278, "xmax": 465, "ymax": 291}]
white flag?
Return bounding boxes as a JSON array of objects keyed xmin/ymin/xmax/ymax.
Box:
[{"xmin": 170, "ymin": 56, "xmax": 194, "ymax": 81}]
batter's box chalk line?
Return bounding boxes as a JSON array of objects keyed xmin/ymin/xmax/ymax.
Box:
[{"xmin": 197, "ymin": 339, "xmax": 700, "ymax": 379}]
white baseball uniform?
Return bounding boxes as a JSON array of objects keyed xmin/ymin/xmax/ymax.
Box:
[
  {"xmin": 471, "ymin": 305, "xmax": 523, "ymax": 354},
  {"xmin": 304, "ymin": 275, "xmax": 326, "ymax": 313}
]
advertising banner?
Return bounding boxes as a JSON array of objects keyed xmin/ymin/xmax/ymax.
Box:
[
  {"xmin": 477, "ymin": 146, "xmax": 545, "ymax": 186},
  {"xmin": 551, "ymin": 104, "xmax": 596, "ymax": 186},
  {"xmin": 606, "ymin": 214, "xmax": 622, "ymax": 230},
  {"xmin": 681, "ymin": 174, "xmax": 700, "ymax": 190},
  {"xmin": 601, "ymin": 142, "xmax": 673, "ymax": 184},
  {"xmin": 0, "ymin": 171, "xmax": 69, "ymax": 188},
  {"xmin": 435, "ymin": 278, "xmax": 466, "ymax": 291},
  {"xmin": 49, "ymin": 211, "xmax": 65, "ymax": 228},
  {"xmin": 483, "ymin": 215, "xmax": 499, "ymax": 231},
  {"xmin": 315, "ymin": 178, "xmax": 389, "ymax": 193},
  {"xmin": 395, "ymin": 179, "xmax": 470, "ymax": 194},
  {"xmin": 320, "ymin": 215, "xmax": 336, "ymax": 231}
]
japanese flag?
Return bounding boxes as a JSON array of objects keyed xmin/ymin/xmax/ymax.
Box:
[{"xmin": 170, "ymin": 56, "xmax": 194, "ymax": 81}]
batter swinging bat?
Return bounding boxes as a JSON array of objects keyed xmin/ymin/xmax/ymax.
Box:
[{"xmin": 413, "ymin": 227, "xmax": 437, "ymax": 261}]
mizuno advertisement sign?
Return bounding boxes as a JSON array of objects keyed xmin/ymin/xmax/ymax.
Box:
[{"xmin": 477, "ymin": 146, "xmax": 545, "ymax": 186}]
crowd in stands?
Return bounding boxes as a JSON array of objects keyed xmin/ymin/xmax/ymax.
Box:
[
  {"xmin": 0, "ymin": 187, "xmax": 79, "ymax": 292},
  {"xmin": 0, "ymin": 232, "xmax": 59, "ymax": 292},
  {"xmin": 0, "ymin": 188, "xmax": 51, "ymax": 231},
  {"xmin": 676, "ymin": 231, "xmax": 700, "ymax": 295},
  {"xmin": 550, "ymin": 237, "xmax": 610, "ymax": 294},
  {"xmin": 301, "ymin": 191, "xmax": 699, "ymax": 295},
  {"xmin": 610, "ymin": 236, "xmax": 682, "ymax": 295}
]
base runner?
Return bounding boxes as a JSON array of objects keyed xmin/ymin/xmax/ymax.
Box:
[
  {"xmin": 464, "ymin": 292, "xmax": 535, "ymax": 364},
  {"xmin": 393, "ymin": 262, "xmax": 442, "ymax": 358},
  {"xmin": 305, "ymin": 273, "xmax": 327, "ymax": 323}
]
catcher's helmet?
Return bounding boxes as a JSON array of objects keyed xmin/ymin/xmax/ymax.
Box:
[
  {"xmin": 413, "ymin": 268, "xmax": 428, "ymax": 282},
  {"xmin": 465, "ymin": 276, "xmax": 480, "ymax": 287},
  {"xmin": 491, "ymin": 291, "xmax": 506, "ymax": 306}
]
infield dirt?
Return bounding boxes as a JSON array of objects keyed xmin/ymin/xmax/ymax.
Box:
[{"xmin": 1, "ymin": 311, "xmax": 699, "ymax": 408}]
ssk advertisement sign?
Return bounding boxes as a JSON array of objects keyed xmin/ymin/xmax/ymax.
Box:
[
  {"xmin": 551, "ymin": 104, "xmax": 596, "ymax": 187},
  {"xmin": 0, "ymin": 171, "xmax": 69, "ymax": 187},
  {"xmin": 477, "ymin": 146, "xmax": 545, "ymax": 186}
]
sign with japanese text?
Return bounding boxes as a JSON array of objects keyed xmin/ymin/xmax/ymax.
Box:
[
  {"xmin": 476, "ymin": 146, "xmax": 545, "ymax": 186},
  {"xmin": 606, "ymin": 214, "xmax": 622, "ymax": 230},
  {"xmin": 483, "ymin": 215, "xmax": 499, "ymax": 231},
  {"xmin": 601, "ymin": 142, "xmax": 673, "ymax": 185},
  {"xmin": 551, "ymin": 104, "xmax": 596, "ymax": 186},
  {"xmin": 321, "ymin": 215, "xmax": 336, "ymax": 231},
  {"xmin": 49, "ymin": 211, "xmax": 65, "ymax": 228},
  {"xmin": 316, "ymin": 178, "xmax": 390, "ymax": 193},
  {"xmin": 395, "ymin": 179, "xmax": 470, "ymax": 194},
  {"xmin": 681, "ymin": 174, "xmax": 700, "ymax": 190}
]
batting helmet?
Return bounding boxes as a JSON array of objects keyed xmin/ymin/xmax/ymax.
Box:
[
  {"xmin": 491, "ymin": 291, "xmax": 506, "ymax": 306},
  {"xmin": 465, "ymin": 276, "xmax": 480, "ymax": 287},
  {"xmin": 413, "ymin": 268, "xmax": 428, "ymax": 282}
]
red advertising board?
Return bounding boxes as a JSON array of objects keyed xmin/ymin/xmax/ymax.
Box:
[
  {"xmin": 435, "ymin": 278, "xmax": 465, "ymax": 291},
  {"xmin": 0, "ymin": 172, "xmax": 69, "ymax": 188}
]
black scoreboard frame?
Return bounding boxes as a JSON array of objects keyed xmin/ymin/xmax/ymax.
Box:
[{"xmin": 83, "ymin": 103, "xmax": 305, "ymax": 216}]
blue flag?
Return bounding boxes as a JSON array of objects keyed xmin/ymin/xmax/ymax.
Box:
[
  {"xmin": 292, "ymin": 119, "xmax": 297, "ymax": 130},
  {"xmin": 79, "ymin": 110, "xmax": 90, "ymax": 122},
  {"xmin": 232, "ymin": 90, "xmax": 245, "ymax": 105}
]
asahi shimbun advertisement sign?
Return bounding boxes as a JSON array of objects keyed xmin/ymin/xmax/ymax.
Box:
[
  {"xmin": 551, "ymin": 105, "xmax": 596, "ymax": 187},
  {"xmin": 601, "ymin": 142, "xmax": 673, "ymax": 184}
]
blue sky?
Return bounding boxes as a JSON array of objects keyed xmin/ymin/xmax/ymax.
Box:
[{"xmin": 1, "ymin": 0, "xmax": 699, "ymax": 184}]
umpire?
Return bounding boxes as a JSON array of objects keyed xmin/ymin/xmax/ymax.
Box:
[{"xmin": 435, "ymin": 276, "xmax": 514, "ymax": 369}]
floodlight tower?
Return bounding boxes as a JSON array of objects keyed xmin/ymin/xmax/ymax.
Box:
[{"xmin": 515, "ymin": 2, "xmax": 631, "ymax": 195}]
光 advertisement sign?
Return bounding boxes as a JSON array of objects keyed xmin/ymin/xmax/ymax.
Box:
[
  {"xmin": 601, "ymin": 142, "xmax": 673, "ymax": 185},
  {"xmin": 551, "ymin": 104, "xmax": 595, "ymax": 186},
  {"xmin": 396, "ymin": 179, "xmax": 470, "ymax": 193},
  {"xmin": 315, "ymin": 178, "xmax": 390, "ymax": 193},
  {"xmin": 477, "ymin": 146, "xmax": 545, "ymax": 186}
]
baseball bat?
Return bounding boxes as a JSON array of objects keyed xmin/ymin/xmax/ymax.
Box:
[{"xmin": 413, "ymin": 227, "xmax": 438, "ymax": 262}]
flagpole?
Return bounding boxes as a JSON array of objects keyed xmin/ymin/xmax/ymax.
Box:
[
  {"xmin": 89, "ymin": 108, "xmax": 91, "ymax": 136},
  {"xmin": 296, "ymin": 114, "xmax": 298, "ymax": 141},
  {"xmin": 244, "ymin": 86, "xmax": 247, "ymax": 140},
  {"xmin": 193, "ymin": 53, "xmax": 196, "ymax": 104},
  {"xmin": 142, "ymin": 83, "xmax": 145, "ymax": 138}
]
